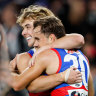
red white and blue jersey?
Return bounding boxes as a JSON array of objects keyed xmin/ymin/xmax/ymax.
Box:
[
  {"xmin": 27, "ymin": 49, "xmax": 50, "ymax": 96},
  {"xmin": 50, "ymin": 48, "xmax": 90, "ymax": 96},
  {"xmin": 27, "ymin": 49, "xmax": 34, "ymax": 58}
]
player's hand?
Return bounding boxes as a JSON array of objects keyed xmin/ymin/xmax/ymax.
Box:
[
  {"xmin": 9, "ymin": 54, "xmax": 18, "ymax": 72},
  {"xmin": 60, "ymin": 67, "xmax": 82, "ymax": 84},
  {"xmin": 29, "ymin": 45, "xmax": 51, "ymax": 67}
]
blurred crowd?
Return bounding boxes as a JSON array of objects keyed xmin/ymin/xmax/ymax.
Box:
[{"xmin": 0, "ymin": 0, "xmax": 96, "ymax": 96}]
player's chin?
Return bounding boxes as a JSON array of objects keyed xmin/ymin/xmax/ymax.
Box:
[{"xmin": 28, "ymin": 43, "xmax": 33, "ymax": 47}]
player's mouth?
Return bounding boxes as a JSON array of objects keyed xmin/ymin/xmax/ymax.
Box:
[{"xmin": 26, "ymin": 36, "xmax": 32, "ymax": 41}]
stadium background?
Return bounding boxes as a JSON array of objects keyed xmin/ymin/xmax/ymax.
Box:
[{"xmin": 0, "ymin": 0, "xmax": 96, "ymax": 96}]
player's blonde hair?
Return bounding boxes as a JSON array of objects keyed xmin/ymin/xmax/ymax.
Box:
[{"xmin": 17, "ymin": 5, "xmax": 55, "ymax": 25}]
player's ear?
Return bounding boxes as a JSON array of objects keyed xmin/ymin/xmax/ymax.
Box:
[{"xmin": 48, "ymin": 34, "xmax": 56, "ymax": 43}]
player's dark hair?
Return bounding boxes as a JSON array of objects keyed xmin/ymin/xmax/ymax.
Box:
[{"xmin": 33, "ymin": 16, "xmax": 66, "ymax": 39}]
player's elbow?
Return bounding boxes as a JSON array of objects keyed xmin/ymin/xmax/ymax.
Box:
[
  {"xmin": 75, "ymin": 34, "xmax": 85, "ymax": 48},
  {"xmin": 12, "ymin": 82, "xmax": 24, "ymax": 91}
]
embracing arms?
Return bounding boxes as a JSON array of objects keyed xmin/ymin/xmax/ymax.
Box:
[
  {"xmin": 27, "ymin": 67, "xmax": 82, "ymax": 93},
  {"xmin": 50, "ymin": 33, "xmax": 84, "ymax": 49},
  {"xmin": 9, "ymin": 50, "xmax": 82, "ymax": 92}
]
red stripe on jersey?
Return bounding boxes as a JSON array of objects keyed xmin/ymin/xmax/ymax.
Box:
[
  {"xmin": 29, "ymin": 91, "xmax": 50, "ymax": 96},
  {"xmin": 27, "ymin": 52, "xmax": 32, "ymax": 58},
  {"xmin": 51, "ymin": 48, "xmax": 62, "ymax": 73},
  {"xmin": 51, "ymin": 85, "xmax": 88, "ymax": 96}
]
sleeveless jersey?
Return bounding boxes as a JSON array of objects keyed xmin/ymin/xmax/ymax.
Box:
[
  {"xmin": 27, "ymin": 49, "xmax": 50, "ymax": 96},
  {"xmin": 50, "ymin": 48, "xmax": 90, "ymax": 96}
]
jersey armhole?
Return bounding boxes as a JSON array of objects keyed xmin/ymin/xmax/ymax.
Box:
[{"xmin": 50, "ymin": 48, "xmax": 62, "ymax": 73}]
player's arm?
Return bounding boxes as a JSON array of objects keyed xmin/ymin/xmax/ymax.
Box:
[
  {"xmin": 29, "ymin": 33, "xmax": 85, "ymax": 67},
  {"xmin": 9, "ymin": 52, "xmax": 82, "ymax": 92},
  {"xmin": 27, "ymin": 67, "xmax": 82, "ymax": 93},
  {"xmin": 8, "ymin": 51, "xmax": 49, "ymax": 91},
  {"xmin": 9, "ymin": 52, "xmax": 32, "ymax": 74},
  {"xmin": 50, "ymin": 33, "xmax": 84, "ymax": 49},
  {"xmin": 9, "ymin": 56, "xmax": 18, "ymax": 73},
  {"xmin": 88, "ymin": 73, "xmax": 95, "ymax": 96}
]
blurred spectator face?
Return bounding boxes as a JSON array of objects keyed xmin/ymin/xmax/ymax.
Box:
[
  {"xmin": 1, "ymin": 4, "xmax": 17, "ymax": 27},
  {"xmin": 50, "ymin": 0, "xmax": 63, "ymax": 15},
  {"xmin": 70, "ymin": 0, "xmax": 86, "ymax": 17},
  {"xmin": 68, "ymin": 0, "xmax": 86, "ymax": 24},
  {"xmin": 87, "ymin": 1, "xmax": 96, "ymax": 25},
  {"xmin": 88, "ymin": 1, "xmax": 96, "ymax": 11}
]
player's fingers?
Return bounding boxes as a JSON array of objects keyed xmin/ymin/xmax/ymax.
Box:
[
  {"xmin": 76, "ymin": 73, "xmax": 82, "ymax": 78},
  {"xmin": 28, "ymin": 58, "xmax": 35, "ymax": 67},
  {"xmin": 70, "ymin": 66, "xmax": 77, "ymax": 70},
  {"xmin": 75, "ymin": 79, "xmax": 82, "ymax": 83},
  {"xmin": 76, "ymin": 76, "xmax": 82, "ymax": 80},
  {"xmin": 76, "ymin": 70, "xmax": 81, "ymax": 74},
  {"xmin": 72, "ymin": 67, "xmax": 77, "ymax": 70},
  {"xmin": 75, "ymin": 77, "xmax": 82, "ymax": 84}
]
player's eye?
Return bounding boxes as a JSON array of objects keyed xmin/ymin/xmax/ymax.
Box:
[{"xmin": 34, "ymin": 37, "xmax": 40, "ymax": 41}]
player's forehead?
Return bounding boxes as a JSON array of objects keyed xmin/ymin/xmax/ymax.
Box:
[
  {"xmin": 33, "ymin": 26, "xmax": 46, "ymax": 39},
  {"xmin": 33, "ymin": 26, "xmax": 41, "ymax": 34},
  {"xmin": 21, "ymin": 18, "xmax": 34, "ymax": 28}
]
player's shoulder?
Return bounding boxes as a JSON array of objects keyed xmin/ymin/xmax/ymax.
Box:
[
  {"xmin": 17, "ymin": 52, "xmax": 31, "ymax": 62},
  {"xmin": 18, "ymin": 52, "xmax": 29, "ymax": 58},
  {"xmin": 37, "ymin": 49, "xmax": 58, "ymax": 62},
  {"xmin": 39, "ymin": 48, "xmax": 56, "ymax": 56}
]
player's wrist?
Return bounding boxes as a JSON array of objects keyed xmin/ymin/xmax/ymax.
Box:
[
  {"xmin": 60, "ymin": 68, "xmax": 71, "ymax": 83},
  {"xmin": 59, "ymin": 72, "xmax": 65, "ymax": 82}
]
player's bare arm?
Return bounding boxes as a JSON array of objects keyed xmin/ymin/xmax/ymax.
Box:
[
  {"xmin": 50, "ymin": 33, "xmax": 84, "ymax": 49},
  {"xmin": 27, "ymin": 67, "xmax": 82, "ymax": 93},
  {"xmin": 88, "ymin": 73, "xmax": 95, "ymax": 96},
  {"xmin": 9, "ymin": 50, "xmax": 49, "ymax": 91},
  {"xmin": 9, "ymin": 53, "xmax": 31, "ymax": 73}
]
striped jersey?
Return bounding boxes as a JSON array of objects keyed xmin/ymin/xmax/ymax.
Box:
[{"xmin": 50, "ymin": 48, "xmax": 89, "ymax": 96}]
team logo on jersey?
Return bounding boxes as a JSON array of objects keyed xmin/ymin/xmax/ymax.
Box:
[
  {"xmin": 68, "ymin": 89, "xmax": 88, "ymax": 96},
  {"xmin": 71, "ymin": 91, "xmax": 80, "ymax": 96},
  {"xmin": 75, "ymin": 83, "xmax": 80, "ymax": 87}
]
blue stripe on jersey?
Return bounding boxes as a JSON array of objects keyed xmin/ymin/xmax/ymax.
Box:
[
  {"xmin": 72, "ymin": 53, "xmax": 81, "ymax": 72},
  {"xmin": 78, "ymin": 50, "xmax": 89, "ymax": 83},
  {"xmin": 28, "ymin": 49, "xmax": 34, "ymax": 56},
  {"xmin": 83, "ymin": 61, "xmax": 88, "ymax": 83}
]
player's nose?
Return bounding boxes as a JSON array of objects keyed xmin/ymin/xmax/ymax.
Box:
[{"xmin": 22, "ymin": 28, "xmax": 27, "ymax": 36}]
